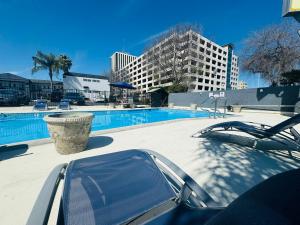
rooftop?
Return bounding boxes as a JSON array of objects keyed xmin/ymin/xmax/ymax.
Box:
[
  {"xmin": 0, "ymin": 109, "xmax": 299, "ymax": 224},
  {"xmin": 29, "ymin": 79, "xmax": 62, "ymax": 84},
  {"xmin": 0, "ymin": 73, "xmax": 64, "ymax": 84},
  {"xmin": 64, "ymin": 72, "xmax": 109, "ymax": 80},
  {"xmin": 0, "ymin": 73, "xmax": 29, "ymax": 82}
]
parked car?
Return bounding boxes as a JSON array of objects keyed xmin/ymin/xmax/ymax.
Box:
[
  {"xmin": 91, "ymin": 94, "xmax": 107, "ymax": 103},
  {"xmin": 63, "ymin": 92, "xmax": 85, "ymax": 105},
  {"xmin": 0, "ymin": 89, "xmax": 29, "ymax": 106},
  {"xmin": 50, "ymin": 90, "xmax": 63, "ymax": 102}
]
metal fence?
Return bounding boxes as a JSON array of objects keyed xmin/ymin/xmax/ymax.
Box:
[{"xmin": 0, "ymin": 87, "xmax": 154, "ymax": 106}]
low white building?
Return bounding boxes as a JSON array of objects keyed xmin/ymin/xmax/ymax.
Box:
[{"xmin": 63, "ymin": 72, "xmax": 110, "ymax": 102}]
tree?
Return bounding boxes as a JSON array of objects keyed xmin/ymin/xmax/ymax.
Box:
[
  {"xmin": 144, "ymin": 24, "xmax": 201, "ymax": 93},
  {"xmin": 242, "ymin": 20, "xmax": 300, "ymax": 86},
  {"xmin": 32, "ymin": 51, "xmax": 72, "ymax": 92},
  {"xmin": 281, "ymin": 70, "xmax": 300, "ymax": 86},
  {"xmin": 58, "ymin": 54, "xmax": 72, "ymax": 73}
]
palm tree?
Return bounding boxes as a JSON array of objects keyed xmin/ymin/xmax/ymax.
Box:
[
  {"xmin": 32, "ymin": 51, "xmax": 60, "ymax": 92},
  {"xmin": 58, "ymin": 54, "xmax": 72, "ymax": 74}
]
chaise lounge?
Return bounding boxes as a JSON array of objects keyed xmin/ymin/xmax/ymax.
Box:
[
  {"xmin": 192, "ymin": 114, "xmax": 300, "ymax": 148},
  {"xmin": 33, "ymin": 99, "xmax": 48, "ymax": 111},
  {"xmin": 58, "ymin": 99, "xmax": 71, "ymax": 110},
  {"xmin": 27, "ymin": 149, "xmax": 300, "ymax": 225}
]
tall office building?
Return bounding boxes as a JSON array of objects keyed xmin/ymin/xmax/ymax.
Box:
[
  {"xmin": 111, "ymin": 52, "xmax": 137, "ymax": 73},
  {"xmin": 111, "ymin": 30, "xmax": 239, "ymax": 93}
]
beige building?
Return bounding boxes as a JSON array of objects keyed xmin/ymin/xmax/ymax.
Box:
[
  {"xmin": 238, "ymin": 80, "xmax": 248, "ymax": 89},
  {"xmin": 111, "ymin": 30, "xmax": 239, "ymax": 93}
]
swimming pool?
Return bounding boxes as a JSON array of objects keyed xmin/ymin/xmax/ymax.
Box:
[{"xmin": 0, "ymin": 109, "xmax": 210, "ymax": 145}]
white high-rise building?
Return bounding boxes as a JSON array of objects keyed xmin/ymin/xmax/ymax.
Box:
[
  {"xmin": 111, "ymin": 30, "xmax": 239, "ymax": 93},
  {"xmin": 111, "ymin": 52, "xmax": 137, "ymax": 73}
]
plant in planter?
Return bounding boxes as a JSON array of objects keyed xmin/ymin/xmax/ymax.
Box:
[
  {"xmin": 227, "ymin": 105, "xmax": 233, "ymax": 112},
  {"xmin": 231, "ymin": 103, "xmax": 242, "ymax": 113},
  {"xmin": 44, "ymin": 112, "xmax": 94, "ymax": 155}
]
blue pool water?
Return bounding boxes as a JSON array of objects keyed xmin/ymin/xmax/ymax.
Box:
[{"xmin": 0, "ymin": 109, "xmax": 210, "ymax": 145}]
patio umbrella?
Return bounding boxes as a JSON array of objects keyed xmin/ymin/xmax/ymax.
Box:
[
  {"xmin": 109, "ymin": 82, "xmax": 136, "ymax": 90},
  {"xmin": 109, "ymin": 82, "xmax": 136, "ymax": 103}
]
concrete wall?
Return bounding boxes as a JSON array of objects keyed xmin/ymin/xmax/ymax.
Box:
[{"xmin": 169, "ymin": 86, "xmax": 300, "ymax": 112}]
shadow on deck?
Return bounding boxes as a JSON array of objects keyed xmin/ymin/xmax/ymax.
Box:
[
  {"xmin": 86, "ymin": 136, "xmax": 114, "ymax": 150},
  {"xmin": 0, "ymin": 144, "xmax": 30, "ymax": 161},
  {"xmin": 191, "ymin": 132, "xmax": 300, "ymax": 206}
]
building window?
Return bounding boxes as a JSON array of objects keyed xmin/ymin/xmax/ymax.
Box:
[
  {"xmin": 192, "ymin": 34, "xmax": 198, "ymax": 42},
  {"xmin": 191, "ymin": 60, "xmax": 197, "ymax": 66}
]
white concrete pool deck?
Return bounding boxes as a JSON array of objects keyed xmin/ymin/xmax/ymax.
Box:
[{"xmin": 1, "ymin": 110, "xmax": 300, "ymax": 225}]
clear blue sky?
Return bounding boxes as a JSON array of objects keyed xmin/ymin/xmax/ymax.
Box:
[{"xmin": 0, "ymin": 0, "xmax": 285, "ymax": 87}]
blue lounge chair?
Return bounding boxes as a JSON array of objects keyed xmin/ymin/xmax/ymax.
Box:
[
  {"xmin": 27, "ymin": 150, "xmax": 300, "ymax": 225},
  {"xmin": 33, "ymin": 99, "xmax": 48, "ymax": 111},
  {"xmin": 58, "ymin": 99, "xmax": 70, "ymax": 110},
  {"xmin": 193, "ymin": 114, "xmax": 300, "ymax": 148}
]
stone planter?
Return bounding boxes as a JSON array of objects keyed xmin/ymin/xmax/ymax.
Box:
[
  {"xmin": 232, "ymin": 105, "xmax": 242, "ymax": 113},
  {"xmin": 109, "ymin": 103, "xmax": 115, "ymax": 109},
  {"xmin": 169, "ymin": 103, "xmax": 174, "ymax": 108},
  {"xmin": 44, "ymin": 112, "xmax": 94, "ymax": 155},
  {"xmin": 190, "ymin": 103, "xmax": 197, "ymax": 110}
]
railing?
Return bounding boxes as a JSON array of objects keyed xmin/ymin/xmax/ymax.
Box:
[
  {"xmin": 0, "ymin": 87, "xmax": 152, "ymax": 106},
  {"xmin": 199, "ymin": 93, "xmax": 227, "ymax": 119}
]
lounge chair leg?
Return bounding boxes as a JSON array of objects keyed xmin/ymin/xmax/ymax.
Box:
[
  {"xmin": 288, "ymin": 149, "xmax": 293, "ymax": 158},
  {"xmin": 253, "ymin": 140, "xmax": 258, "ymax": 148}
]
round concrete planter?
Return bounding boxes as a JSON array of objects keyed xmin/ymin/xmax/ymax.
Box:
[
  {"xmin": 232, "ymin": 105, "xmax": 242, "ymax": 113},
  {"xmin": 190, "ymin": 104, "xmax": 197, "ymax": 110},
  {"xmin": 109, "ymin": 103, "xmax": 115, "ymax": 108},
  {"xmin": 169, "ymin": 103, "xmax": 174, "ymax": 108},
  {"xmin": 44, "ymin": 112, "xmax": 94, "ymax": 155}
]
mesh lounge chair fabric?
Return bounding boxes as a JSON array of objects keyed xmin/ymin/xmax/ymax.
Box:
[
  {"xmin": 148, "ymin": 168, "xmax": 300, "ymax": 225},
  {"xmin": 205, "ymin": 168, "xmax": 300, "ymax": 225},
  {"xmin": 62, "ymin": 150, "xmax": 177, "ymax": 225}
]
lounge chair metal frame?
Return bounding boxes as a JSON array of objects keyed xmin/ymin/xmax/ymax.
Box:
[{"xmin": 192, "ymin": 118, "xmax": 300, "ymax": 149}]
